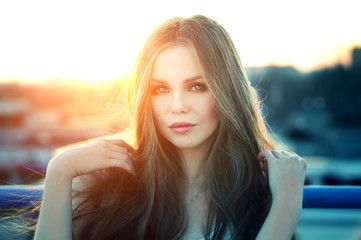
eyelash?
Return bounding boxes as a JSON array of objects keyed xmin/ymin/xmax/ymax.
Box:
[{"xmin": 151, "ymin": 83, "xmax": 208, "ymax": 95}]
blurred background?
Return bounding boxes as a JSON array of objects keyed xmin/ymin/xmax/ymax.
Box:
[{"xmin": 0, "ymin": 0, "xmax": 360, "ymax": 239}]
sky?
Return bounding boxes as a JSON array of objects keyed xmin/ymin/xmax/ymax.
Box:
[{"xmin": 0, "ymin": 0, "xmax": 360, "ymax": 83}]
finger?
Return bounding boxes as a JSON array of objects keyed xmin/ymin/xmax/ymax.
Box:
[
  {"xmin": 107, "ymin": 151, "xmax": 132, "ymax": 162},
  {"xmin": 258, "ymin": 150, "xmax": 277, "ymax": 172},
  {"xmin": 300, "ymin": 158, "xmax": 307, "ymax": 170},
  {"xmin": 271, "ymin": 150, "xmax": 284, "ymax": 159},
  {"xmin": 289, "ymin": 151, "xmax": 298, "ymax": 156},
  {"xmin": 105, "ymin": 142, "xmax": 129, "ymax": 154},
  {"xmin": 106, "ymin": 158, "xmax": 135, "ymax": 175},
  {"xmin": 258, "ymin": 150, "xmax": 276, "ymax": 162},
  {"xmin": 281, "ymin": 151, "xmax": 293, "ymax": 157},
  {"xmin": 104, "ymin": 139, "xmax": 135, "ymax": 153}
]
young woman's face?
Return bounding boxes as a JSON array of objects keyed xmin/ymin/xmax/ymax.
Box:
[{"xmin": 150, "ymin": 45, "xmax": 219, "ymax": 151}]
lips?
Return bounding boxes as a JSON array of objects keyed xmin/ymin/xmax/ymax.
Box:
[{"xmin": 169, "ymin": 122, "xmax": 195, "ymax": 133}]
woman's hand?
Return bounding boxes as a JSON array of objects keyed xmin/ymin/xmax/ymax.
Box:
[
  {"xmin": 256, "ymin": 150, "xmax": 306, "ymax": 240},
  {"xmin": 258, "ymin": 150, "xmax": 307, "ymax": 205},
  {"xmin": 48, "ymin": 138, "xmax": 136, "ymax": 179},
  {"xmin": 35, "ymin": 138, "xmax": 135, "ymax": 240}
]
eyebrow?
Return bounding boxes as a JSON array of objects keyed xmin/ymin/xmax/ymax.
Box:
[{"xmin": 151, "ymin": 75, "xmax": 204, "ymax": 84}]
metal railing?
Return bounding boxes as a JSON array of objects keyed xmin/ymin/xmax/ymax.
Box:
[
  {"xmin": 0, "ymin": 185, "xmax": 360, "ymax": 209},
  {"xmin": 303, "ymin": 186, "xmax": 361, "ymax": 208}
]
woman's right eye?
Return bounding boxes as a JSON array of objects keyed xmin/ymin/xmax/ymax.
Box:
[{"xmin": 151, "ymin": 86, "xmax": 168, "ymax": 94}]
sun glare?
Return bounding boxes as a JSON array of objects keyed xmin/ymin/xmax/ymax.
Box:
[{"xmin": 0, "ymin": 0, "xmax": 360, "ymax": 84}]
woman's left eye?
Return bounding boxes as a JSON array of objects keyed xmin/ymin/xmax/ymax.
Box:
[{"xmin": 190, "ymin": 83, "xmax": 206, "ymax": 92}]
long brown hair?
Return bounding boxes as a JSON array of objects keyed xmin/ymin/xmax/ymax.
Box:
[{"xmin": 74, "ymin": 15, "xmax": 274, "ymax": 240}]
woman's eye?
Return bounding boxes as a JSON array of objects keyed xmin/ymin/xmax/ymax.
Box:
[
  {"xmin": 152, "ymin": 86, "xmax": 168, "ymax": 94},
  {"xmin": 158, "ymin": 87, "xmax": 167, "ymax": 93},
  {"xmin": 190, "ymin": 83, "xmax": 206, "ymax": 92}
]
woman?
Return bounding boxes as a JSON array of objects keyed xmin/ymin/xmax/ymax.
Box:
[{"xmin": 34, "ymin": 15, "xmax": 306, "ymax": 240}]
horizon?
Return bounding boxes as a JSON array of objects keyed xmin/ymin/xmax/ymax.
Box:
[{"xmin": 0, "ymin": 56, "xmax": 358, "ymax": 86}]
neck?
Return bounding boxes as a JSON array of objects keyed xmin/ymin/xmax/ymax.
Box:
[{"xmin": 180, "ymin": 146, "xmax": 207, "ymax": 187}]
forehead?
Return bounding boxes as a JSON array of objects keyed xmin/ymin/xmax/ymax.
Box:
[{"xmin": 151, "ymin": 45, "xmax": 203, "ymax": 82}]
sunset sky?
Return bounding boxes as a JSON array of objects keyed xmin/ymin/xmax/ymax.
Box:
[{"xmin": 0, "ymin": 0, "xmax": 360, "ymax": 83}]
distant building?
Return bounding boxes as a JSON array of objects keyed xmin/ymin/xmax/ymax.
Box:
[{"xmin": 352, "ymin": 47, "xmax": 361, "ymax": 70}]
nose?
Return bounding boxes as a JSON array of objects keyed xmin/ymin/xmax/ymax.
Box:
[{"xmin": 171, "ymin": 91, "xmax": 189, "ymax": 114}]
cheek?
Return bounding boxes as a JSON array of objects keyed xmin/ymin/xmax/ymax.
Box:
[
  {"xmin": 208, "ymin": 105, "xmax": 219, "ymax": 127},
  {"xmin": 203, "ymin": 99, "xmax": 219, "ymax": 127}
]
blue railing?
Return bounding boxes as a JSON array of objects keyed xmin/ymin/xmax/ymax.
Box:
[
  {"xmin": 303, "ymin": 186, "xmax": 361, "ymax": 208},
  {"xmin": 0, "ymin": 185, "xmax": 43, "ymax": 209},
  {"xmin": 0, "ymin": 185, "xmax": 361, "ymax": 209}
]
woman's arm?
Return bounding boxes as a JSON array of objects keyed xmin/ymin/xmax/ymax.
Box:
[
  {"xmin": 34, "ymin": 159, "xmax": 73, "ymax": 240},
  {"xmin": 33, "ymin": 139, "xmax": 135, "ymax": 240},
  {"xmin": 256, "ymin": 150, "xmax": 307, "ymax": 240}
]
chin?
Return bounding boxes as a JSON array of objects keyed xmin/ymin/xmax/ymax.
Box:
[
  {"xmin": 172, "ymin": 142, "xmax": 197, "ymax": 150},
  {"xmin": 170, "ymin": 138, "xmax": 208, "ymax": 151},
  {"xmin": 168, "ymin": 138, "xmax": 193, "ymax": 148}
]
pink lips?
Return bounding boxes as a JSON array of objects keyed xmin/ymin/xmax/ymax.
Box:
[{"xmin": 169, "ymin": 122, "xmax": 195, "ymax": 133}]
